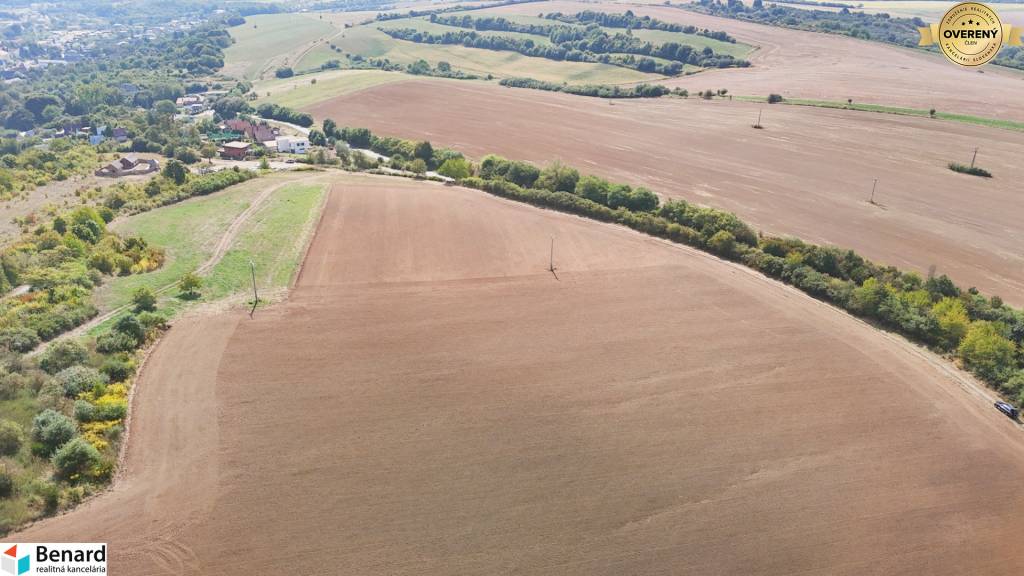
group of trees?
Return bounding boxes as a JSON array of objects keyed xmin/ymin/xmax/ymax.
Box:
[
  {"xmin": 103, "ymin": 164, "xmax": 258, "ymax": 216},
  {"xmin": 545, "ymin": 10, "xmax": 737, "ymax": 43},
  {"xmin": 0, "ymin": 139, "xmax": 99, "ymax": 199},
  {"xmin": 382, "ymin": 14, "xmax": 749, "ymax": 75},
  {"xmin": 406, "ymin": 59, "xmax": 480, "ymax": 79},
  {"xmin": 254, "ymin": 103, "xmax": 314, "ymax": 128},
  {"xmin": 500, "ymin": 77, "xmax": 676, "ymax": 98},
  {"xmin": 318, "ymin": 121, "xmax": 443, "ymax": 173},
  {"xmin": 691, "ymin": 0, "xmax": 923, "ymax": 44},
  {"xmin": 689, "ymin": 0, "xmax": 1024, "ymax": 71}
]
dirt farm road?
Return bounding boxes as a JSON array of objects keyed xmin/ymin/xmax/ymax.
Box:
[{"xmin": 17, "ymin": 174, "xmax": 1024, "ymax": 575}]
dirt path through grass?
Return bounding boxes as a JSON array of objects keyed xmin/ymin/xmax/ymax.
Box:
[{"xmin": 30, "ymin": 173, "xmax": 325, "ymax": 356}]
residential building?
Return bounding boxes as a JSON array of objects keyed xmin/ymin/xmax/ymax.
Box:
[
  {"xmin": 276, "ymin": 136, "xmax": 310, "ymax": 154},
  {"xmin": 220, "ymin": 141, "xmax": 252, "ymax": 160}
]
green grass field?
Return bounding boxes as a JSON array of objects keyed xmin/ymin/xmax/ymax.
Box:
[
  {"xmin": 325, "ymin": 25, "xmax": 663, "ymax": 84},
  {"xmin": 202, "ymin": 182, "xmax": 326, "ymax": 301},
  {"xmin": 92, "ymin": 173, "xmax": 326, "ymax": 333},
  {"xmin": 736, "ymin": 95, "xmax": 1024, "ymax": 132},
  {"xmin": 630, "ymin": 29, "xmax": 754, "ymax": 58},
  {"xmin": 257, "ymin": 70, "xmax": 410, "ymax": 108},
  {"xmin": 225, "ymin": 13, "xmax": 339, "ymax": 80}
]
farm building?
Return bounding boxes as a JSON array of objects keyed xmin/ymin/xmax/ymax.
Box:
[{"xmin": 220, "ymin": 141, "xmax": 252, "ymax": 160}]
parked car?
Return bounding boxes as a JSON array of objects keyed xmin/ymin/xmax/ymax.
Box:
[{"xmin": 994, "ymin": 401, "xmax": 1019, "ymax": 420}]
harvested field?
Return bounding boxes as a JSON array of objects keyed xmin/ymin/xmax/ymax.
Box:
[
  {"xmin": 307, "ymin": 80, "xmax": 1024, "ymax": 305},
  {"xmin": 481, "ymin": 1, "xmax": 1024, "ymax": 120},
  {"xmin": 17, "ymin": 174, "xmax": 1024, "ymax": 575}
]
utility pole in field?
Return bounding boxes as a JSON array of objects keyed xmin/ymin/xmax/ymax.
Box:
[{"xmin": 249, "ymin": 260, "xmax": 258, "ymax": 318}]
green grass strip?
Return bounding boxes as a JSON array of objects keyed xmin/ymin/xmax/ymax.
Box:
[{"xmin": 734, "ymin": 95, "xmax": 1024, "ymax": 132}]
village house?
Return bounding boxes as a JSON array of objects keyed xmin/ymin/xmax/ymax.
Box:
[
  {"xmin": 176, "ymin": 94, "xmax": 206, "ymax": 115},
  {"xmin": 94, "ymin": 155, "xmax": 160, "ymax": 177},
  {"xmin": 222, "ymin": 119, "xmax": 277, "ymax": 143},
  {"xmin": 220, "ymin": 141, "xmax": 252, "ymax": 160},
  {"xmin": 276, "ymin": 136, "xmax": 310, "ymax": 155}
]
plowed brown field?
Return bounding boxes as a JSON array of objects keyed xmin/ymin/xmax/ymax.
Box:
[
  {"xmin": 308, "ymin": 81, "xmax": 1024, "ymax": 304},
  {"xmin": 17, "ymin": 174, "xmax": 1024, "ymax": 575},
  {"xmin": 483, "ymin": 0, "xmax": 1024, "ymax": 120}
]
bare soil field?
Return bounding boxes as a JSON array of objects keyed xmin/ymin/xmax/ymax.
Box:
[
  {"xmin": 17, "ymin": 174, "xmax": 1024, "ymax": 575},
  {"xmin": 308, "ymin": 80, "xmax": 1024, "ymax": 304},
  {"xmin": 484, "ymin": 1, "xmax": 1024, "ymax": 120}
]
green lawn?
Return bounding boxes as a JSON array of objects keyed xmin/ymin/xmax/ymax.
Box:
[
  {"xmin": 91, "ymin": 173, "xmax": 326, "ymax": 333},
  {"xmin": 257, "ymin": 70, "xmax": 410, "ymax": 108},
  {"xmin": 225, "ymin": 13, "xmax": 339, "ymax": 80},
  {"xmin": 202, "ymin": 182, "xmax": 326, "ymax": 302},
  {"xmin": 630, "ymin": 29, "xmax": 754, "ymax": 58}
]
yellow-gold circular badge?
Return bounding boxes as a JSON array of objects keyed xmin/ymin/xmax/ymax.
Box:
[{"xmin": 938, "ymin": 2, "xmax": 1003, "ymax": 66}]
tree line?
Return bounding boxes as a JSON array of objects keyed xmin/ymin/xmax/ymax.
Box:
[
  {"xmin": 422, "ymin": 13, "xmax": 749, "ymax": 70},
  {"xmin": 500, "ymin": 77, "xmax": 679, "ymax": 98},
  {"xmin": 683, "ymin": 0, "xmax": 1024, "ymax": 72},
  {"xmin": 380, "ymin": 26, "xmax": 747, "ymax": 75},
  {"xmin": 544, "ymin": 10, "xmax": 737, "ymax": 43}
]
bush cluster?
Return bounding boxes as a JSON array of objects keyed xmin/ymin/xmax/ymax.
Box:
[{"xmin": 500, "ymin": 77, "xmax": 675, "ymax": 99}]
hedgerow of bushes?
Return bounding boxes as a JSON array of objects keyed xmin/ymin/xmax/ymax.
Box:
[{"xmin": 500, "ymin": 77, "xmax": 681, "ymax": 99}]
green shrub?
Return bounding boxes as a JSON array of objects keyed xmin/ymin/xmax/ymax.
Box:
[
  {"xmin": 136, "ymin": 311, "xmax": 168, "ymax": 333},
  {"xmin": 0, "ymin": 328, "xmax": 40, "ymax": 353},
  {"xmin": 932, "ymin": 297, "xmax": 970, "ymax": 350},
  {"xmin": 536, "ymin": 161, "xmax": 579, "ymax": 193},
  {"xmin": 576, "ymin": 175, "xmax": 610, "ymax": 204},
  {"xmin": 73, "ymin": 399, "xmax": 126, "ymax": 423},
  {"xmin": 37, "ymin": 482, "xmax": 59, "ymax": 513},
  {"xmin": 179, "ymin": 272, "xmax": 202, "ymax": 297},
  {"xmin": 113, "ymin": 314, "xmax": 145, "ymax": 344},
  {"xmin": 708, "ymin": 230, "xmax": 738, "ymax": 258},
  {"xmin": 54, "ymin": 366, "xmax": 107, "ymax": 398},
  {"xmin": 437, "ymin": 157, "xmax": 471, "ymax": 180},
  {"xmin": 1000, "ymin": 370, "xmax": 1024, "ymax": 398},
  {"xmin": 0, "ymin": 420, "xmax": 24, "ymax": 456},
  {"xmin": 959, "ymin": 321, "xmax": 1016, "ymax": 383},
  {"xmin": 99, "ymin": 356, "xmax": 135, "ymax": 383},
  {"xmin": 0, "ymin": 372, "xmax": 24, "ymax": 400},
  {"xmin": 39, "ymin": 340, "xmax": 88, "ymax": 374},
  {"xmin": 0, "ymin": 469, "xmax": 13, "ymax": 498},
  {"xmin": 131, "ymin": 287, "xmax": 157, "ymax": 312},
  {"xmin": 95, "ymin": 331, "xmax": 138, "ymax": 354},
  {"xmin": 948, "ymin": 163, "xmax": 991, "ymax": 178},
  {"xmin": 31, "ymin": 409, "xmax": 76, "ymax": 455},
  {"xmin": 52, "ymin": 437, "xmax": 100, "ymax": 481}
]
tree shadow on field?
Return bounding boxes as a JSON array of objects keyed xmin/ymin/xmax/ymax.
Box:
[{"xmin": 177, "ymin": 291, "xmax": 201, "ymax": 301}]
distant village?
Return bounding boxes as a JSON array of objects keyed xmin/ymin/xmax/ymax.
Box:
[{"xmin": 0, "ymin": 6, "xmax": 212, "ymax": 81}]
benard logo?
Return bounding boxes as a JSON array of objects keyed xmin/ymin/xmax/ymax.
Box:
[
  {"xmin": 1, "ymin": 546, "xmax": 29, "ymax": 576},
  {"xmin": 0, "ymin": 544, "xmax": 106, "ymax": 575}
]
